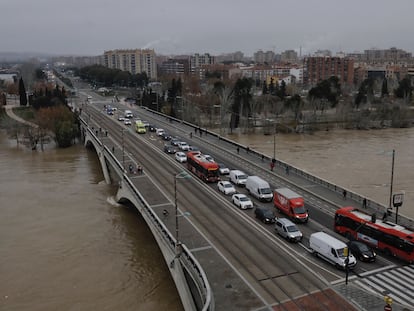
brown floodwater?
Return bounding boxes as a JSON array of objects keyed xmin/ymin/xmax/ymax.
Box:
[
  {"xmin": 226, "ymin": 127, "xmax": 414, "ymax": 219},
  {"xmin": 0, "ymin": 132, "xmax": 182, "ymax": 311}
]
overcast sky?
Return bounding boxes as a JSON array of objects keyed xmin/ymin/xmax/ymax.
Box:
[{"xmin": 2, "ymin": 0, "xmax": 413, "ymax": 57}]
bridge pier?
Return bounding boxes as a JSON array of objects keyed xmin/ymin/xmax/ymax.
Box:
[
  {"xmin": 97, "ymin": 147, "xmax": 111, "ymax": 184},
  {"xmin": 84, "ymin": 129, "xmax": 111, "ymax": 184}
]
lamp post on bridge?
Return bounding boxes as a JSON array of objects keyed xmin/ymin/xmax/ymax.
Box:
[
  {"xmin": 172, "ymin": 171, "xmax": 191, "ymax": 267},
  {"xmin": 121, "ymin": 128, "xmax": 126, "ymax": 171}
]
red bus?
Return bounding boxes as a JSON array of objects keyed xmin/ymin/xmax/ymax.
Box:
[
  {"xmin": 334, "ymin": 206, "xmax": 414, "ymax": 263},
  {"xmin": 186, "ymin": 151, "xmax": 220, "ymax": 182}
]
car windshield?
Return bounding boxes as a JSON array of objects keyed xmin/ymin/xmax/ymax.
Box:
[
  {"xmin": 294, "ymin": 206, "xmax": 306, "ymax": 214},
  {"xmin": 286, "ymin": 225, "xmax": 299, "ymax": 233},
  {"xmin": 355, "ymin": 243, "xmax": 370, "ymax": 251},
  {"xmin": 337, "ymin": 248, "xmax": 347, "ymax": 258},
  {"xmin": 263, "ymin": 210, "xmax": 273, "ymax": 218},
  {"xmin": 224, "ymin": 184, "xmax": 233, "ymax": 188},
  {"xmin": 260, "ymin": 188, "xmax": 272, "ymax": 194},
  {"xmin": 239, "ymin": 196, "xmax": 249, "ymax": 202},
  {"xmin": 239, "ymin": 175, "xmax": 248, "ymax": 179}
]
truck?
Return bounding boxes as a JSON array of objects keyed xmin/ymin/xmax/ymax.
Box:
[
  {"xmin": 273, "ymin": 188, "xmax": 309, "ymax": 223},
  {"xmin": 245, "ymin": 176, "xmax": 273, "ymax": 202},
  {"xmin": 135, "ymin": 120, "xmax": 146, "ymax": 134},
  {"xmin": 309, "ymin": 231, "xmax": 357, "ymax": 270}
]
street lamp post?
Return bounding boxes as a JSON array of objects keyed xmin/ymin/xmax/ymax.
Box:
[
  {"xmin": 273, "ymin": 132, "xmax": 276, "ymax": 160},
  {"xmin": 173, "ymin": 171, "xmax": 191, "ymax": 266},
  {"xmin": 121, "ymin": 129, "xmax": 125, "ymax": 170},
  {"xmin": 388, "ymin": 149, "xmax": 395, "ymax": 219}
]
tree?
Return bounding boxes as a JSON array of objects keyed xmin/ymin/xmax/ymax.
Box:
[
  {"xmin": 285, "ymin": 94, "xmax": 303, "ymax": 122},
  {"xmin": 213, "ymin": 81, "xmax": 234, "ymax": 135},
  {"xmin": 381, "ymin": 78, "xmax": 389, "ymax": 97},
  {"xmin": 277, "ymin": 80, "xmax": 287, "ymax": 100},
  {"xmin": 394, "ymin": 77, "xmax": 413, "ymax": 101},
  {"xmin": 232, "ymin": 78, "xmax": 253, "ymax": 130},
  {"xmin": 36, "ymin": 105, "xmax": 78, "ymax": 148},
  {"xmin": 308, "ymin": 77, "xmax": 341, "ymax": 111},
  {"xmin": 19, "ymin": 77, "xmax": 28, "ymax": 106}
]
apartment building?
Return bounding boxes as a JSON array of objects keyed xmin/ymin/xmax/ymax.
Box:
[
  {"xmin": 280, "ymin": 50, "xmax": 298, "ymax": 63},
  {"xmin": 304, "ymin": 56, "xmax": 354, "ymax": 86},
  {"xmin": 159, "ymin": 58, "xmax": 189, "ymax": 76},
  {"xmin": 102, "ymin": 49, "xmax": 157, "ymax": 80},
  {"xmin": 253, "ymin": 50, "xmax": 275, "ymax": 64},
  {"xmin": 189, "ymin": 53, "xmax": 215, "ymax": 76}
]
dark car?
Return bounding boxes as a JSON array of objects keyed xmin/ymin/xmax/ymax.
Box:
[
  {"xmin": 347, "ymin": 240, "xmax": 376, "ymax": 262},
  {"xmin": 254, "ymin": 207, "xmax": 276, "ymax": 224},
  {"xmin": 148, "ymin": 124, "xmax": 156, "ymax": 132},
  {"xmin": 170, "ymin": 137, "xmax": 181, "ymax": 146},
  {"xmin": 164, "ymin": 144, "xmax": 176, "ymax": 154},
  {"xmin": 161, "ymin": 132, "xmax": 172, "ymax": 140}
]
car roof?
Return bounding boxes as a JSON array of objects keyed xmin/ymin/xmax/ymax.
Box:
[{"xmin": 276, "ymin": 218, "xmax": 295, "ymax": 226}]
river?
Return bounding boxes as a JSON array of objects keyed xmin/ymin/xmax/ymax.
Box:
[
  {"xmin": 0, "ymin": 131, "xmax": 182, "ymax": 311},
  {"xmin": 227, "ymin": 127, "xmax": 414, "ymax": 219}
]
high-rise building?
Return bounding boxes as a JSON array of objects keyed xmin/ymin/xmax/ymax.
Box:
[
  {"xmin": 189, "ymin": 53, "xmax": 215, "ymax": 73},
  {"xmin": 254, "ymin": 50, "xmax": 275, "ymax": 64},
  {"xmin": 304, "ymin": 56, "xmax": 354, "ymax": 86},
  {"xmin": 280, "ymin": 50, "xmax": 298, "ymax": 63},
  {"xmin": 159, "ymin": 58, "xmax": 189, "ymax": 76},
  {"xmin": 102, "ymin": 49, "xmax": 157, "ymax": 80}
]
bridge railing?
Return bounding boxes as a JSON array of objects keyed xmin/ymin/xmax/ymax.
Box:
[{"xmin": 80, "ymin": 117, "xmax": 213, "ymax": 311}]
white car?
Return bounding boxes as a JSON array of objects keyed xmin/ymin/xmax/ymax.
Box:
[
  {"xmin": 118, "ymin": 116, "xmax": 125, "ymax": 121},
  {"xmin": 218, "ymin": 163, "xmax": 230, "ymax": 175},
  {"xmin": 175, "ymin": 152, "xmax": 187, "ymax": 163},
  {"xmin": 217, "ymin": 181, "xmax": 236, "ymax": 195},
  {"xmin": 232, "ymin": 193, "xmax": 254, "ymax": 209},
  {"xmin": 124, "ymin": 119, "xmax": 132, "ymax": 125},
  {"xmin": 177, "ymin": 142, "xmax": 190, "ymax": 151}
]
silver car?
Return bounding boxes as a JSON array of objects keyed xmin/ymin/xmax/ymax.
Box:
[
  {"xmin": 275, "ymin": 218, "xmax": 303, "ymax": 243},
  {"xmin": 217, "ymin": 181, "xmax": 236, "ymax": 195}
]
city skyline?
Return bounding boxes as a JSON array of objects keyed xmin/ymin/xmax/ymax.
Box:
[{"xmin": 2, "ymin": 0, "xmax": 414, "ymax": 57}]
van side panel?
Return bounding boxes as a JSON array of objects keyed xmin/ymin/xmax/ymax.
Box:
[
  {"xmin": 309, "ymin": 232, "xmax": 356, "ymax": 269},
  {"xmin": 245, "ymin": 176, "xmax": 273, "ymax": 202}
]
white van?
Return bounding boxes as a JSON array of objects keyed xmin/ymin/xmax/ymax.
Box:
[
  {"xmin": 229, "ymin": 170, "xmax": 248, "ymax": 186},
  {"xmin": 245, "ymin": 176, "xmax": 273, "ymax": 202},
  {"xmin": 156, "ymin": 128, "xmax": 165, "ymax": 136},
  {"xmin": 309, "ymin": 232, "xmax": 357, "ymax": 270},
  {"xmin": 124, "ymin": 110, "xmax": 133, "ymax": 118}
]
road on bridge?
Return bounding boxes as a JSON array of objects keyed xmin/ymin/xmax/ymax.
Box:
[{"xmin": 77, "ymin": 94, "xmax": 410, "ymax": 311}]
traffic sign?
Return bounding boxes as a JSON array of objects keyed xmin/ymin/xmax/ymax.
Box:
[{"xmin": 392, "ymin": 192, "xmax": 404, "ymax": 208}]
